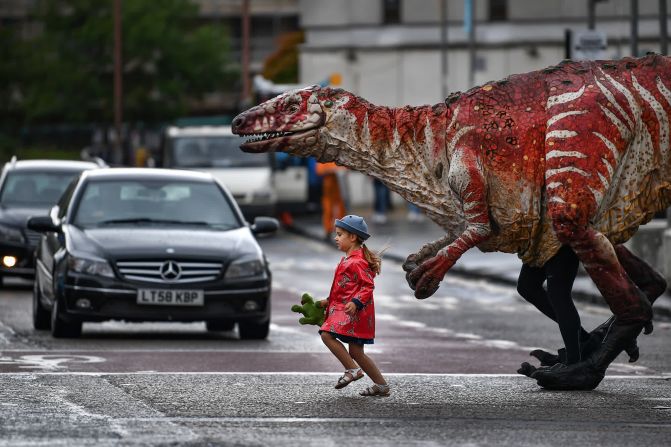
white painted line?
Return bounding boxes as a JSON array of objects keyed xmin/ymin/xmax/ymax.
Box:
[{"xmin": 0, "ymin": 371, "xmax": 668, "ymax": 379}]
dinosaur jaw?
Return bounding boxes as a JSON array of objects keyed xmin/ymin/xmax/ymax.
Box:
[{"xmin": 239, "ymin": 128, "xmax": 319, "ymax": 154}]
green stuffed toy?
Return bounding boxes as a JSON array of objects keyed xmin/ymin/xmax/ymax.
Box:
[{"xmin": 291, "ymin": 292, "xmax": 326, "ymax": 326}]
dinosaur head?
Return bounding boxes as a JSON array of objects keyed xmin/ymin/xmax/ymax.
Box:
[{"xmin": 232, "ymin": 85, "xmax": 362, "ymax": 160}]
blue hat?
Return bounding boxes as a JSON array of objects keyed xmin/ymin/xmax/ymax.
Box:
[{"xmin": 335, "ymin": 215, "xmax": 370, "ymax": 240}]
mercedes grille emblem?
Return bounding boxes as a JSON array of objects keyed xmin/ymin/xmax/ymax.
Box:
[{"xmin": 160, "ymin": 260, "xmax": 181, "ymax": 281}]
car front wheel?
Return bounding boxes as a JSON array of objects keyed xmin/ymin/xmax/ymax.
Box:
[
  {"xmin": 51, "ymin": 298, "xmax": 82, "ymax": 338},
  {"xmin": 32, "ymin": 279, "xmax": 50, "ymax": 330},
  {"xmin": 238, "ymin": 319, "xmax": 270, "ymax": 340}
]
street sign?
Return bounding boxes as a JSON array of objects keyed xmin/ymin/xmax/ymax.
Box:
[{"xmin": 572, "ymin": 30, "xmax": 608, "ymax": 60}]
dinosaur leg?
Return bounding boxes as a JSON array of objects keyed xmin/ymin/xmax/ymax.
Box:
[
  {"xmin": 407, "ymin": 149, "xmax": 492, "ymax": 299},
  {"xmin": 532, "ymin": 221, "xmax": 652, "ymax": 390},
  {"xmin": 567, "ymin": 245, "xmax": 667, "ymax": 366},
  {"xmin": 529, "ymin": 243, "xmax": 662, "ymax": 367}
]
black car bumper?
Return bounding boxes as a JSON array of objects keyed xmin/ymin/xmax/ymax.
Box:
[
  {"xmin": 61, "ymin": 275, "xmax": 271, "ymax": 323},
  {"xmin": 0, "ymin": 242, "xmax": 35, "ymax": 278}
]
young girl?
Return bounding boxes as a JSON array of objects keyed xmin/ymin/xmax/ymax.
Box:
[{"xmin": 317, "ymin": 214, "xmax": 390, "ymax": 396}]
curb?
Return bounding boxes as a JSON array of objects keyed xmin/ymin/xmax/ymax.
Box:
[{"xmin": 284, "ymin": 224, "xmax": 671, "ymax": 322}]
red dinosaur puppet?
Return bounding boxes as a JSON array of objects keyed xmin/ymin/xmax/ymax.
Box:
[{"xmin": 232, "ymin": 54, "xmax": 670, "ymax": 390}]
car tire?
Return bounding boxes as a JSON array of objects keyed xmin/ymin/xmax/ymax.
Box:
[
  {"xmin": 32, "ymin": 279, "xmax": 51, "ymax": 330},
  {"xmin": 205, "ymin": 320, "xmax": 235, "ymax": 332},
  {"xmin": 238, "ymin": 319, "xmax": 270, "ymax": 340},
  {"xmin": 50, "ymin": 298, "xmax": 82, "ymax": 338}
]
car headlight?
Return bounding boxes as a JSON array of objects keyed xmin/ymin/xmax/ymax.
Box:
[
  {"xmin": 0, "ymin": 224, "xmax": 24, "ymax": 244},
  {"xmin": 225, "ymin": 257, "xmax": 265, "ymax": 279},
  {"xmin": 68, "ymin": 255, "xmax": 115, "ymax": 278}
]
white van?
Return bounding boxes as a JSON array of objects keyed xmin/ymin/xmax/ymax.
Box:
[{"xmin": 160, "ymin": 126, "xmax": 307, "ymax": 219}]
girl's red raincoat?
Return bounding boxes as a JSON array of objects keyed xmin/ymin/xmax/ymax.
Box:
[{"xmin": 320, "ymin": 248, "xmax": 376, "ymax": 341}]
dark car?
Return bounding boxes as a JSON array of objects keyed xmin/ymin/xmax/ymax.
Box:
[
  {"xmin": 0, "ymin": 157, "xmax": 104, "ymax": 286},
  {"xmin": 28, "ymin": 168, "xmax": 278, "ymax": 339}
]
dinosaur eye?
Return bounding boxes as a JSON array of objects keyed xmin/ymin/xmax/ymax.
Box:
[
  {"xmin": 287, "ymin": 104, "xmax": 300, "ymax": 113},
  {"xmin": 324, "ymin": 100, "xmax": 333, "ymax": 107}
]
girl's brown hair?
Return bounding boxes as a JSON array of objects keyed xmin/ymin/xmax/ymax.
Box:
[{"xmin": 360, "ymin": 242, "xmax": 382, "ymax": 275}]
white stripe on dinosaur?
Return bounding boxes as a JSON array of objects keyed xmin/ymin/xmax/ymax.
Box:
[
  {"xmin": 601, "ymin": 69, "xmax": 642, "ymax": 128},
  {"xmin": 549, "ymin": 196, "xmax": 566, "ymax": 203},
  {"xmin": 657, "ymin": 76, "xmax": 671, "ymax": 109},
  {"xmin": 601, "ymin": 156, "xmax": 614, "ymax": 178},
  {"xmin": 463, "ymin": 201, "xmax": 479, "ymax": 211},
  {"xmin": 545, "ymin": 130, "xmax": 578, "ymax": 140},
  {"xmin": 392, "ymin": 126, "xmax": 401, "ymax": 150},
  {"xmin": 595, "ymin": 78, "xmax": 635, "ymax": 130},
  {"xmin": 593, "ymin": 131, "xmax": 620, "ymax": 163},
  {"xmin": 447, "ymin": 106, "xmax": 460, "ymax": 133},
  {"xmin": 447, "ymin": 125, "xmax": 475, "ymax": 156},
  {"xmin": 634, "ymin": 75, "xmax": 669, "ymax": 159},
  {"xmin": 546, "ymin": 110, "xmax": 587, "ymax": 128},
  {"xmin": 546, "ymin": 166, "xmax": 590, "ymax": 179},
  {"xmin": 464, "ymin": 210, "xmax": 484, "ymax": 221},
  {"xmin": 546, "ymin": 182, "xmax": 562, "ymax": 190},
  {"xmin": 361, "ymin": 113, "xmax": 371, "ymax": 147},
  {"xmin": 546, "ymin": 150, "xmax": 587, "ymax": 159},
  {"xmin": 598, "ymin": 103, "xmax": 631, "ymax": 141},
  {"xmin": 589, "ymin": 186, "xmax": 604, "ymax": 206},
  {"xmin": 598, "ymin": 171, "xmax": 610, "ymax": 190},
  {"xmin": 546, "ymin": 86, "xmax": 585, "ymax": 110},
  {"xmin": 424, "ymin": 115, "xmax": 435, "ymax": 157}
]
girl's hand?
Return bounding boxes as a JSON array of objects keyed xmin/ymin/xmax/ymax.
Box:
[
  {"xmin": 344, "ymin": 302, "xmax": 357, "ymax": 316},
  {"xmin": 318, "ymin": 299, "xmax": 328, "ymax": 309}
]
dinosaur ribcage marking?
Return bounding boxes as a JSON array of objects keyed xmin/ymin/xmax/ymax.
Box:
[{"xmin": 544, "ymin": 70, "xmax": 671, "ymax": 231}]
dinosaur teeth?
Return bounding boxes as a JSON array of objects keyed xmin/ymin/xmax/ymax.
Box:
[{"xmin": 244, "ymin": 131, "xmax": 292, "ymax": 143}]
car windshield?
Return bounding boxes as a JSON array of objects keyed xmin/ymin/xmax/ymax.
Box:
[
  {"xmin": 172, "ymin": 135, "xmax": 269, "ymax": 168},
  {"xmin": 0, "ymin": 170, "xmax": 81, "ymax": 207},
  {"xmin": 73, "ymin": 179, "xmax": 241, "ymax": 229}
]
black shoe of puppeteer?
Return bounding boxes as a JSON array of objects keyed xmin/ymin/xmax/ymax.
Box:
[{"xmin": 532, "ymin": 319, "xmax": 644, "ymax": 391}]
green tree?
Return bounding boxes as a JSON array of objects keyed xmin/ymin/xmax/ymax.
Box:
[{"xmin": 20, "ymin": 0, "xmax": 237, "ymax": 125}]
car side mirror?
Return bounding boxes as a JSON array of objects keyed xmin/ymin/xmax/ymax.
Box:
[
  {"xmin": 27, "ymin": 216, "xmax": 60, "ymax": 233},
  {"xmin": 251, "ymin": 217, "xmax": 279, "ymax": 235}
]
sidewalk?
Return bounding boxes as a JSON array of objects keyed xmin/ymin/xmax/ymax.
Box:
[{"xmin": 286, "ymin": 208, "xmax": 671, "ymax": 321}]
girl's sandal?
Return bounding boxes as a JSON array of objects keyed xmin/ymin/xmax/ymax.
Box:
[
  {"xmin": 334, "ymin": 368, "xmax": 364, "ymax": 389},
  {"xmin": 360, "ymin": 384, "xmax": 390, "ymax": 397}
]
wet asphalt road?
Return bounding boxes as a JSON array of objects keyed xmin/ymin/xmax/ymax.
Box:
[{"xmin": 0, "ymin": 230, "xmax": 670, "ymax": 445}]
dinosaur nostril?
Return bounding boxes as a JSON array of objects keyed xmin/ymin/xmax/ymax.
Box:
[{"xmin": 232, "ymin": 117, "xmax": 244, "ymax": 129}]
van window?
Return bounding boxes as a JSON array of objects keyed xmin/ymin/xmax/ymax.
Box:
[{"xmin": 171, "ymin": 136, "xmax": 270, "ymax": 168}]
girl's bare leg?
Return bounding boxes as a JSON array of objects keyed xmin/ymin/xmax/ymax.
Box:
[
  {"xmin": 321, "ymin": 332, "xmax": 358, "ymax": 369},
  {"xmin": 348, "ymin": 344, "xmax": 387, "ymax": 385}
]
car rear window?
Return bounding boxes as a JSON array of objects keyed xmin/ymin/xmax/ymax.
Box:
[
  {"xmin": 0, "ymin": 170, "xmax": 81, "ymax": 206},
  {"xmin": 73, "ymin": 179, "xmax": 241, "ymax": 229},
  {"xmin": 171, "ymin": 136, "xmax": 270, "ymax": 168}
]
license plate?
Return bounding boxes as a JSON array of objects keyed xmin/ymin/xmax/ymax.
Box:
[{"xmin": 137, "ymin": 289, "xmax": 204, "ymax": 306}]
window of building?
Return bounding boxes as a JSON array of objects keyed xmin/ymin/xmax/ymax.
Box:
[
  {"xmin": 383, "ymin": 0, "xmax": 401, "ymax": 24},
  {"xmin": 489, "ymin": 0, "xmax": 507, "ymax": 22}
]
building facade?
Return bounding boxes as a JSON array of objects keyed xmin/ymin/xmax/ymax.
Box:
[
  {"xmin": 300, "ymin": 0, "xmax": 668, "ymax": 106},
  {"xmin": 298, "ymin": 0, "xmax": 669, "ymax": 207}
]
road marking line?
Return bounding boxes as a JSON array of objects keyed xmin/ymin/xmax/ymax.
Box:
[{"xmin": 0, "ymin": 371, "xmax": 668, "ymax": 379}]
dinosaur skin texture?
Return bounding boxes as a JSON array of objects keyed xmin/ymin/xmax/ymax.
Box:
[{"xmin": 233, "ymin": 54, "xmax": 670, "ymax": 389}]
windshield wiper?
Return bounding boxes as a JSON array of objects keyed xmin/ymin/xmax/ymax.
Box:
[{"xmin": 97, "ymin": 218, "xmax": 224, "ymax": 227}]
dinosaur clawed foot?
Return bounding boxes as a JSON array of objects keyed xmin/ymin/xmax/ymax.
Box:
[
  {"xmin": 531, "ymin": 361, "xmax": 605, "ymax": 391},
  {"xmin": 529, "ymin": 349, "xmax": 561, "ymax": 367},
  {"xmin": 523, "ymin": 319, "xmax": 644, "ymax": 390},
  {"xmin": 406, "ymin": 254, "xmax": 452, "ymax": 299}
]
